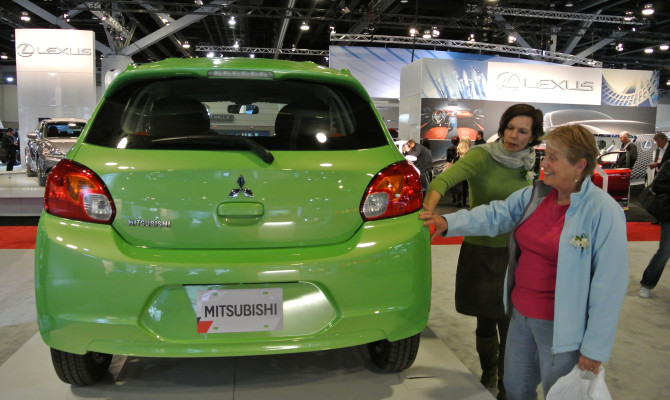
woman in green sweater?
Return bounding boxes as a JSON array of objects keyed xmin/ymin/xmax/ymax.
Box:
[{"xmin": 423, "ymin": 103, "xmax": 543, "ymax": 400}]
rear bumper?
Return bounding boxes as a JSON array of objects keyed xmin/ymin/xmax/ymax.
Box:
[{"xmin": 35, "ymin": 212, "xmax": 431, "ymax": 357}]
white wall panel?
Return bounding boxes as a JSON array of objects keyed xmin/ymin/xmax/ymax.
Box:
[{"xmin": 14, "ymin": 29, "xmax": 96, "ymax": 160}]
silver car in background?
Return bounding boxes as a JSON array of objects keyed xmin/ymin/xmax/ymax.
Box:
[{"xmin": 25, "ymin": 118, "xmax": 87, "ymax": 186}]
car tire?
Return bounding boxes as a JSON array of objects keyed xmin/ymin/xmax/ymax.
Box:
[
  {"xmin": 367, "ymin": 333, "xmax": 420, "ymax": 372},
  {"xmin": 25, "ymin": 152, "xmax": 36, "ymax": 177},
  {"xmin": 37, "ymin": 158, "xmax": 47, "ymax": 186},
  {"xmin": 50, "ymin": 348, "xmax": 112, "ymax": 385}
]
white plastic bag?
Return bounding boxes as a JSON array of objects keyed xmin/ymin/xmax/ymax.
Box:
[{"xmin": 546, "ymin": 364, "xmax": 612, "ymax": 400}]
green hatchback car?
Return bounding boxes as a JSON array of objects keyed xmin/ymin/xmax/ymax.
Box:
[{"xmin": 35, "ymin": 57, "xmax": 431, "ymax": 385}]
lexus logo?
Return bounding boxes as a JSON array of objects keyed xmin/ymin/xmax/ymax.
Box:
[
  {"xmin": 16, "ymin": 43, "xmax": 34, "ymax": 57},
  {"xmin": 496, "ymin": 72, "xmax": 594, "ymax": 92},
  {"xmin": 496, "ymin": 72, "xmax": 522, "ymax": 92},
  {"xmin": 16, "ymin": 43, "xmax": 93, "ymax": 57}
]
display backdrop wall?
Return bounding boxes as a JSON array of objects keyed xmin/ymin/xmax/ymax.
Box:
[
  {"xmin": 14, "ymin": 29, "xmax": 97, "ymax": 161},
  {"xmin": 399, "ymin": 58, "xmax": 658, "ymax": 185}
]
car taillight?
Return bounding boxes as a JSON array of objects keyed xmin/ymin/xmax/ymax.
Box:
[
  {"xmin": 44, "ymin": 159, "xmax": 115, "ymax": 224},
  {"xmin": 361, "ymin": 161, "xmax": 423, "ymax": 221}
]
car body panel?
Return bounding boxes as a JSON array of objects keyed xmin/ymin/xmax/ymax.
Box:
[
  {"xmin": 72, "ymin": 143, "xmax": 402, "ymax": 249},
  {"xmin": 35, "ymin": 58, "xmax": 431, "ymax": 361},
  {"xmin": 35, "ymin": 211, "xmax": 431, "ymax": 356}
]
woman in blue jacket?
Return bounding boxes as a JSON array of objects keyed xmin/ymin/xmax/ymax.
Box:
[{"xmin": 420, "ymin": 124, "xmax": 628, "ymax": 399}]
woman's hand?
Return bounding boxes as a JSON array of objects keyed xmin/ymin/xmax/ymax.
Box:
[
  {"xmin": 578, "ymin": 354, "xmax": 602, "ymax": 374},
  {"xmin": 418, "ymin": 210, "xmax": 448, "ymax": 240}
]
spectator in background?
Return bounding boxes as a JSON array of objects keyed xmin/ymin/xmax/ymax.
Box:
[
  {"xmin": 452, "ymin": 137, "xmax": 472, "ymax": 207},
  {"xmin": 648, "ymin": 133, "xmax": 669, "ymax": 172},
  {"xmin": 403, "ymin": 139, "xmax": 433, "ymax": 193},
  {"xmin": 1, "ymin": 128, "xmax": 18, "ymax": 171},
  {"xmin": 639, "ymin": 160, "xmax": 670, "ymax": 298},
  {"xmin": 617, "ymin": 131, "xmax": 637, "ymax": 168},
  {"xmin": 474, "ymin": 130, "xmax": 486, "ymax": 145}
]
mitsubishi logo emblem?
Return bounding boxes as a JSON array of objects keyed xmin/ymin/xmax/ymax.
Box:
[{"xmin": 228, "ymin": 175, "xmax": 254, "ymax": 197}]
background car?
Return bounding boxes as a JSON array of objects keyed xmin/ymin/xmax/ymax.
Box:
[
  {"xmin": 543, "ymin": 109, "xmax": 655, "ymax": 185},
  {"xmin": 25, "ymin": 118, "xmax": 87, "ymax": 186},
  {"xmin": 35, "ymin": 58, "xmax": 431, "ymax": 385}
]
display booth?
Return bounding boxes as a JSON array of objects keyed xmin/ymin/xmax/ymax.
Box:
[{"xmin": 398, "ymin": 58, "xmax": 659, "ymax": 185}]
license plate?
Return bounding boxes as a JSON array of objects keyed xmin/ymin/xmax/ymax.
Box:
[{"xmin": 196, "ymin": 288, "xmax": 283, "ymax": 334}]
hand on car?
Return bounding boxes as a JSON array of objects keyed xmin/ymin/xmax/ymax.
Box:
[{"xmin": 418, "ymin": 210, "xmax": 448, "ymax": 240}]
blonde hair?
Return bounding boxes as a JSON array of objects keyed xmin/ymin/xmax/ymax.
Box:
[
  {"xmin": 542, "ymin": 124, "xmax": 599, "ymax": 178},
  {"xmin": 456, "ymin": 136, "xmax": 471, "ymax": 158}
]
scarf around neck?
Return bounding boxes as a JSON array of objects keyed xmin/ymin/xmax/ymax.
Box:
[{"xmin": 478, "ymin": 140, "xmax": 535, "ymax": 171}]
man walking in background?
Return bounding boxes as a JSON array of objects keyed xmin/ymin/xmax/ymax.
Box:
[{"xmin": 1, "ymin": 128, "xmax": 18, "ymax": 171}]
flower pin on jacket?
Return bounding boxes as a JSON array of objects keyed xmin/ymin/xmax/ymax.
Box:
[{"xmin": 569, "ymin": 234, "xmax": 589, "ymax": 251}]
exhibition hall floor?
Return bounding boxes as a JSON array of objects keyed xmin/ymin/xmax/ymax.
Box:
[{"xmin": 1, "ymin": 170, "xmax": 669, "ymax": 399}]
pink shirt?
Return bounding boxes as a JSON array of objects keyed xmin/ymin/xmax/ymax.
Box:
[{"xmin": 512, "ymin": 190, "xmax": 569, "ymax": 320}]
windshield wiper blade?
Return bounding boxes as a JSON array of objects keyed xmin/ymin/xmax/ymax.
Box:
[{"xmin": 152, "ymin": 135, "xmax": 274, "ymax": 164}]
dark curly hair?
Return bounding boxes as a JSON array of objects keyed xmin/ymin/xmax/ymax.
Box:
[{"xmin": 497, "ymin": 103, "xmax": 544, "ymax": 147}]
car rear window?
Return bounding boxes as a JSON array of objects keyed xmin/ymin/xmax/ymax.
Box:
[
  {"xmin": 45, "ymin": 122, "xmax": 86, "ymax": 138},
  {"xmin": 85, "ymin": 78, "xmax": 388, "ymax": 151}
]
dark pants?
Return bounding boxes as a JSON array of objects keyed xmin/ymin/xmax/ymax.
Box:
[
  {"xmin": 5, "ymin": 149, "xmax": 16, "ymax": 171},
  {"xmin": 641, "ymin": 221, "xmax": 670, "ymax": 289}
]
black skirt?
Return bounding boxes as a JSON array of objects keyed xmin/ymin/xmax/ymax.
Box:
[{"xmin": 454, "ymin": 242, "xmax": 509, "ymax": 319}]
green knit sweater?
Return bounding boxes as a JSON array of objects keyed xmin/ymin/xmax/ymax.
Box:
[{"xmin": 428, "ymin": 146, "xmax": 532, "ymax": 247}]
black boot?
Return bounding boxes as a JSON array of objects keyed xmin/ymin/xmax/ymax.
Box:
[
  {"xmin": 496, "ymin": 336, "xmax": 506, "ymax": 400},
  {"xmin": 476, "ymin": 334, "xmax": 499, "ymax": 389}
]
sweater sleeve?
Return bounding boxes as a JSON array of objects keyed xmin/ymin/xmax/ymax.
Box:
[{"xmin": 427, "ymin": 147, "xmax": 487, "ymax": 196}]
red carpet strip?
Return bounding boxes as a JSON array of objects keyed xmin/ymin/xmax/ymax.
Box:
[{"xmin": 0, "ymin": 223, "xmax": 661, "ymax": 250}]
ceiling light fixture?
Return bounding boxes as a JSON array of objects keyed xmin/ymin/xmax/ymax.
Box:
[
  {"xmin": 409, "ymin": 27, "xmax": 418, "ymax": 37},
  {"xmin": 616, "ymin": 43, "xmax": 624, "ymax": 51},
  {"xmin": 206, "ymin": 52, "xmax": 215, "ymax": 58},
  {"xmin": 233, "ymin": 40, "xmax": 239, "ymax": 49},
  {"xmin": 300, "ymin": 21, "xmax": 310, "ymax": 31},
  {"xmin": 468, "ymin": 33, "xmax": 476, "ymax": 42},
  {"xmin": 565, "ymin": 1, "xmax": 573, "ymax": 6},
  {"xmin": 431, "ymin": 27, "xmax": 440, "ymax": 38},
  {"xmin": 660, "ymin": 44, "xmax": 669, "ymax": 51},
  {"xmin": 228, "ymin": 16, "xmax": 236, "ymax": 27},
  {"xmin": 182, "ymin": 41, "xmax": 190, "ymax": 49},
  {"xmin": 249, "ymin": 54, "xmax": 255, "ymax": 58},
  {"xmin": 422, "ymin": 30, "xmax": 431, "ymax": 39},
  {"xmin": 20, "ymin": 11, "xmax": 30, "ymax": 22},
  {"xmin": 624, "ymin": 11, "xmax": 634, "ymax": 21},
  {"xmin": 0, "ymin": 53, "xmax": 7, "ymax": 60},
  {"xmin": 642, "ymin": 3, "xmax": 654, "ymax": 16},
  {"xmin": 508, "ymin": 35, "xmax": 517, "ymax": 43},
  {"xmin": 644, "ymin": 48, "xmax": 653, "ymax": 54}
]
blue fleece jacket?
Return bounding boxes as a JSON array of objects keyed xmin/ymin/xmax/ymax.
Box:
[{"xmin": 443, "ymin": 178, "xmax": 628, "ymax": 362}]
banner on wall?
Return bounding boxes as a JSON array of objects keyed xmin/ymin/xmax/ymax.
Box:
[
  {"xmin": 15, "ymin": 29, "xmax": 94, "ymax": 72},
  {"xmin": 15, "ymin": 29, "xmax": 97, "ymax": 167},
  {"xmin": 484, "ymin": 62, "xmax": 602, "ymax": 105}
]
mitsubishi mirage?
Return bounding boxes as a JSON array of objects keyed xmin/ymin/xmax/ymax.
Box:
[{"xmin": 35, "ymin": 58, "xmax": 431, "ymax": 385}]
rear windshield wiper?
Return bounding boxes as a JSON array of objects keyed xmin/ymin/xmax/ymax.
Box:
[{"xmin": 151, "ymin": 135, "xmax": 274, "ymax": 164}]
